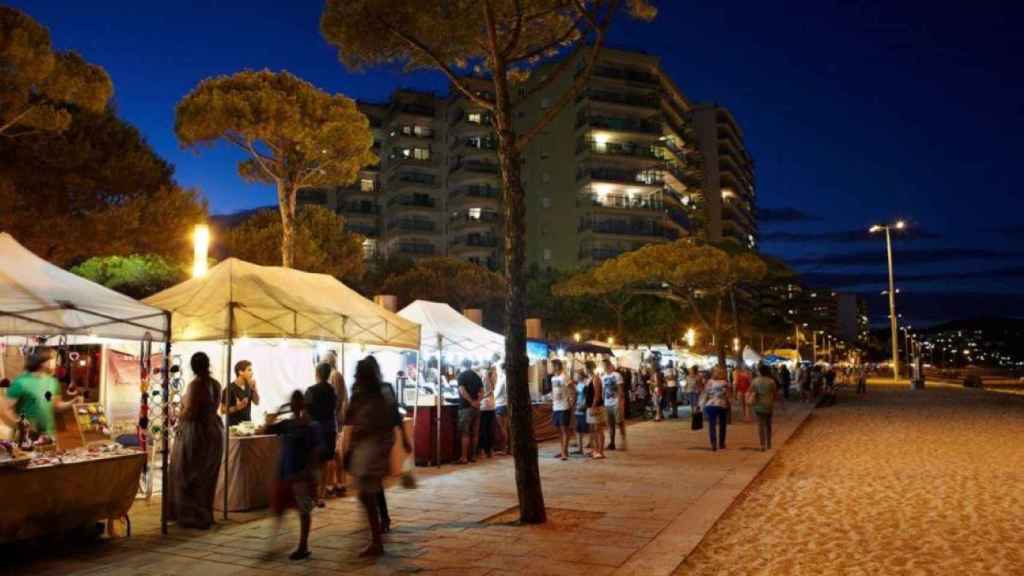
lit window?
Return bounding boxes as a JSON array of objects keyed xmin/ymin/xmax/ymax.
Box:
[
  {"xmin": 413, "ymin": 148, "xmax": 430, "ymax": 160},
  {"xmin": 542, "ymin": 197, "xmax": 551, "ymax": 208},
  {"xmin": 543, "ymin": 248, "xmax": 552, "ymax": 261},
  {"xmin": 468, "ymin": 208, "xmax": 482, "ymax": 220},
  {"xmin": 468, "ymin": 112, "xmax": 483, "ymax": 124},
  {"xmin": 360, "ymin": 178, "xmax": 374, "ymax": 192}
]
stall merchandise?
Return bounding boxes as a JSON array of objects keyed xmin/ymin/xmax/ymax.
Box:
[
  {"xmin": 145, "ymin": 258, "xmax": 420, "ymax": 519},
  {"xmin": 0, "ymin": 233, "xmax": 169, "ymax": 538}
]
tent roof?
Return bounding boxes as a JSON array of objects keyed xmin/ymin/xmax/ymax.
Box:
[
  {"xmin": 144, "ymin": 258, "xmax": 419, "ymax": 349},
  {"xmin": 397, "ymin": 300, "xmax": 504, "ymax": 359},
  {"xmin": 0, "ymin": 233, "xmax": 168, "ymax": 341}
]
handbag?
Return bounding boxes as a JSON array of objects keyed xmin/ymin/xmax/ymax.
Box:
[{"xmin": 690, "ymin": 410, "xmax": 703, "ymax": 431}]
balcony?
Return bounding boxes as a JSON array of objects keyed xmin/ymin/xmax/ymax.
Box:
[
  {"xmin": 578, "ymin": 115, "xmax": 662, "ymax": 135},
  {"xmin": 452, "ymin": 136, "xmax": 498, "ymax": 156},
  {"xmin": 387, "ymin": 219, "xmax": 437, "ymax": 233},
  {"xmin": 449, "ymin": 159, "xmax": 500, "ymax": 175},
  {"xmin": 590, "ymin": 65, "xmax": 660, "ymax": 87},
  {"xmin": 579, "ymin": 89, "xmax": 660, "ymax": 110},
  {"xmin": 340, "ymin": 202, "xmax": 380, "ymax": 215},
  {"xmin": 394, "ymin": 242, "xmax": 436, "ymax": 256},
  {"xmin": 451, "ymin": 185, "xmax": 501, "ymax": 200},
  {"xmin": 347, "ymin": 222, "xmax": 378, "ymax": 238},
  {"xmin": 450, "ymin": 109, "xmax": 494, "ymax": 128},
  {"xmin": 578, "ymin": 166, "xmax": 664, "ymax": 187},
  {"xmin": 578, "ymin": 190, "xmax": 663, "ymax": 211},
  {"xmin": 450, "ymin": 235, "xmax": 499, "ymax": 248},
  {"xmin": 577, "ymin": 139, "xmax": 660, "ymax": 161},
  {"xmin": 578, "ymin": 218, "xmax": 668, "ymax": 239},
  {"xmin": 390, "ymin": 172, "xmax": 439, "ymax": 192},
  {"xmin": 578, "ymin": 246, "xmax": 625, "ymax": 262},
  {"xmin": 450, "ymin": 210, "xmax": 500, "ymax": 230},
  {"xmin": 386, "ymin": 195, "xmax": 436, "ymax": 209}
]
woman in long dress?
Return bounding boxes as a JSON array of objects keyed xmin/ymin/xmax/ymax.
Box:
[
  {"xmin": 345, "ymin": 357, "xmax": 396, "ymax": 557},
  {"xmin": 168, "ymin": 352, "xmax": 224, "ymax": 529}
]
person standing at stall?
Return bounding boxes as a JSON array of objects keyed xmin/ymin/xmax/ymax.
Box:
[
  {"xmin": 0, "ymin": 348, "xmax": 80, "ymax": 438},
  {"xmin": 305, "ymin": 363, "xmax": 338, "ymax": 508},
  {"xmin": 478, "ymin": 365, "xmax": 498, "ymax": 459},
  {"xmin": 573, "ymin": 367, "xmax": 591, "ymax": 456},
  {"xmin": 493, "ymin": 363, "xmax": 509, "ymax": 454},
  {"xmin": 169, "ymin": 352, "xmax": 223, "ymax": 529},
  {"xmin": 456, "ymin": 360, "xmax": 483, "ymax": 465},
  {"xmin": 585, "ymin": 361, "xmax": 606, "ymax": 460},
  {"xmin": 221, "ymin": 360, "xmax": 259, "ymax": 428},
  {"xmin": 325, "ymin": 350, "xmax": 348, "ymax": 496}
]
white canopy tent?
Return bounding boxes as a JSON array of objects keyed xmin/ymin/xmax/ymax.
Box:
[
  {"xmin": 0, "ymin": 233, "xmax": 168, "ymax": 341},
  {"xmin": 145, "ymin": 258, "xmax": 420, "ymax": 519},
  {"xmin": 0, "ymin": 233, "xmax": 172, "ymax": 531},
  {"xmin": 397, "ymin": 300, "xmax": 504, "ymax": 466}
]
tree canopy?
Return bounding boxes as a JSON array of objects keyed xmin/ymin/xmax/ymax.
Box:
[
  {"xmin": 382, "ymin": 257, "xmax": 506, "ymax": 311},
  {"xmin": 175, "ymin": 70, "xmax": 375, "ymax": 268},
  {"xmin": 553, "ymin": 258, "xmax": 639, "ymax": 342},
  {"xmin": 0, "ymin": 7, "xmax": 112, "ymax": 137},
  {"xmin": 71, "ymin": 254, "xmax": 184, "ymax": 300},
  {"xmin": 0, "ymin": 105, "xmax": 206, "ymax": 266},
  {"xmin": 223, "ymin": 205, "xmax": 366, "ymax": 282}
]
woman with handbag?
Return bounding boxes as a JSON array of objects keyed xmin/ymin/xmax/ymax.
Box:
[{"xmin": 699, "ymin": 365, "xmax": 731, "ymax": 451}]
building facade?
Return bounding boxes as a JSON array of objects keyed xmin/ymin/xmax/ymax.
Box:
[
  {"xmin": 300, "ymin": 48, "xmax": 751, "ymax": 272},
  {"xmin": 692, "ymin": 105, "xmax": 757, "ymax": 248}
]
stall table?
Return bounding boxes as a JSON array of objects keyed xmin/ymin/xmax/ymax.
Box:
[
  {"xmin": 412, "ymin": 402, "xmax": 560, "ymax": 465},
  {"xmin": 215, "ymin": 434, "xmax": 280, "ymax": 512},
  {"xmin": 0, "ymin": 452, "xmax": 145, "ymax": 543}
]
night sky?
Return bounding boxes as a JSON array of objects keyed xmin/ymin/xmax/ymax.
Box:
[{"xmin": 12, "ymin": 1, "xmax": 1024, "ymax": 326}]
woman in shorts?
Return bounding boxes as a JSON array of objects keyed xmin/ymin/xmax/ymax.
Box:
[{"xmin": 584, "ymin": 361, "xmax": 606, "ymax": 460}]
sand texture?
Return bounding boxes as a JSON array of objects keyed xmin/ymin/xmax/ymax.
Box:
[{"xmin": 678, "ymin": 382, "xmax": 1024, "ymax": 576}]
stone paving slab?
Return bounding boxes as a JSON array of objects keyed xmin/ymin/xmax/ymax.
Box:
[{"xmin": 6, "ymin": 400, "xmax": 814, "ymax": 576}]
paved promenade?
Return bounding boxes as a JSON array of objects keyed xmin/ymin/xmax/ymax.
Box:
[
  {"xmin": 9, "ymin": 399, "xmax": 813, "ymax": 576},
  {"xmin": 678, "ymin": 381, "xmax": 1024, "ymax": 575}
]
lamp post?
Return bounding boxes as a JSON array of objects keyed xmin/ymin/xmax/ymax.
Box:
[
  {"xmin": 192, "ymin": 224, "xmax": 210, "ymax": 278},
  {"xmin": 870, "ymin": 220, "xmax": 905, "ymax": 383}
]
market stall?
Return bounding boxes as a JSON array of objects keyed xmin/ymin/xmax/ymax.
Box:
[
  {"xmin": 145, "ymin": 258, "xmax": 420, "ymax": 516},
  {"xmin": 0, "ymin": 233, "xmax": 169, "ymax": 541},
  {"xmin": 397, "ymin": 300, "xmax": 504, "ymax": 466}
]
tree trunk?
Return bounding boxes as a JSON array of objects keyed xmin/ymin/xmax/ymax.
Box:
[
  {"xmin": 277, "ymin": 182, "xmax": 297, "ymax": 268},
  {"xmin": 494, "ymin": 78, "xmax": 545, "ymax": 524}
]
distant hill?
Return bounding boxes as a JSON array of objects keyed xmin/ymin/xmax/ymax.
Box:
[
  {"xmin": 209, "ymin": 205, "xmax": 276, "ymax": 229},
  {"xmin": 918, "ymin": 317, "xmax": 1024, "ymax": 335}
]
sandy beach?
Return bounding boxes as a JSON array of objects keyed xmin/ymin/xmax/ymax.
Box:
[{"xmin": 677, "ymin": 381, "xmax": 1024, "ymax": 575}]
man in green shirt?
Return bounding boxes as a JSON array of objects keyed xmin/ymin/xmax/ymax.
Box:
[
  {"xmin": 0, "ymin": 348, "xmax": 79, "ymax": 436},
  {"xmin": 751, "ymin": 364, "xmax": 778, "ymax": 452}
]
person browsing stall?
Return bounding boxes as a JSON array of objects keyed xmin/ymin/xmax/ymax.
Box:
[
  {"xmin": 221, "ymin": 360, "xmax": 259, "ymax": 427},
  {"xmin": 457, "ymin": 359, "xmax": 483, "ymax": 464}
]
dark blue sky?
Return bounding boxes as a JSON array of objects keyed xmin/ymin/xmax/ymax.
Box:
[{"xmin": 13, "ymin": 1, "xmax": 1024, "ymax": 326}]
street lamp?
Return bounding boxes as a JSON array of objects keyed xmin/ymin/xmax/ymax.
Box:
[
  {"xmin": 870, "ymin": 219, "xmax": 906, "ymax": 383},
  {"xmin": 573, "ymin": 332, "xmax": 582, "ymax": 343},
  {"xmin": 685, "ymin": 327, "xmax": 696, "ymax": 348},
  {"xmin": 192, "ymin": 224, "xmax": 210, "ymax": 278}
]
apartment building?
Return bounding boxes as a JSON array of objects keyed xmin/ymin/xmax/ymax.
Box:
[
  {"xmin": 692, "ymin": 104, "xmax": 757, "ymax": 248},
  {"xmin": 300, "ymin": 48, "xmax": 750, "ymax": 272},
  {"xmin": 520, "ymin": 47, "xmax": 703, "ymax": 269}
]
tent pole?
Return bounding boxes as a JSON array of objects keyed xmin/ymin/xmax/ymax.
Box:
[
  {"xmin": 161, "ymin": 311, "xmax": 172, "ymax": 536},
  {"xmin": 436, "ymin": 335, "xmax": 443, "ymax": 468},
  {"xmin": 412, "ymin": 350, "xmax": 421, "ymax": 466},
  {"xmin": 223, "ymin": 302, "xmax": 235, "ymax": 520}
]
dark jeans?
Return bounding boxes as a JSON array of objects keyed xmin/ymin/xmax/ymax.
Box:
[
  {"xmin": 478, "ymin": 410, "xmax": 496, "ymax": 455},
  {"xmin": 756, "ymin": 411, "xmax": 773, "ymax": 449},
  {"xmin": 378, "ymin": 489, "xmax": 389, "ymax": 523},
  {"xmin": 703, "ymin": 405, "xmax": 728, "ymax": 450},
  {"xmin": 856, "ymin": 378, "xmax": 867, "ymax": 394},
  {"xmin": 782, "ymin": 381, "xmax": 790, "ymax": 399}
]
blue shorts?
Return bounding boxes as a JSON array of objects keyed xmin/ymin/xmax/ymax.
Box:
[
  {"xmin": 574, "ymin": 412, "xmax": 589, "ymax": 433},
  {"xmin": 552, "ymin": 410, "xmax": 570, "ymax": 428},
  {"xmin": 495, "ymin": 406, "xmax": 508, "ymax": 416}
]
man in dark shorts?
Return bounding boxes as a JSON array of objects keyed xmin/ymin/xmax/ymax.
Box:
[
  {"xmin": 305, "ymin": 363, "xmax": 338, "ymax": 507},
  {"xmin": 457, "ymin": 360, "xmax": 483, "ymax": 464}
]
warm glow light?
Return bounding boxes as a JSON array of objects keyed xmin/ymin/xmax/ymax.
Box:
[
  {"xmin": 192, "ymin": 224, "xmax": 210, "ymax": 278},
  {"xmin": 573, "ymin": 332, "xmax": 582, "ymax": 343},
  {"xmin": 733, "ymin": 337, "xmax": 740, "ymax": 352},
  {"xmin": 895, "ymin": 220, "xmax": 906, "ymax": 229},
  {"xmin": 685, "ymin": 327, "xmax": 696, "ymax": 348},
  {"xmin": 607, "ymin": 336, "xmax": 615, "ymax": 346},
  {"xmin": 869, "ymin": 224, "xmax": 882, "ymax": 233}
]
